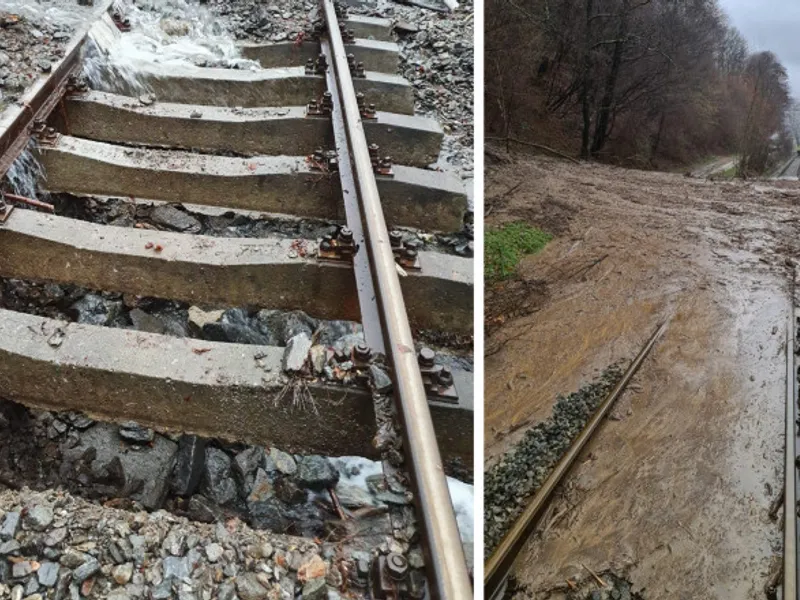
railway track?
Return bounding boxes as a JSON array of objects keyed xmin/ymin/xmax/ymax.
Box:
[
  {"xmin": 484, "ymin": 323, "xmax": 665, "ymax": 599},
  {"xmin": 783, "ymin": 302, "xmax": 799, "ymax": 599},
  {"xmin": 0, "ymin": 1, "xmax": 473, "ymax": 598}
]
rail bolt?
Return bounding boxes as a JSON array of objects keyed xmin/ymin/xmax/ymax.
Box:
[
  {"xmin": 356, "ymin": 92, "xmax": 365, "ymax": 107},
  {"xmin": 354, "ymin": 342, "xmax": 371, "ymax": 362},
  {"xmin": 438, "ymin": 366, "xmax": 454, "ymax": 387},
  {"xmin": 402, "ymin": 247, "xmax": 418, "ymax": 262},
  {"xmin": 418, "ymin": 347, "xmax": 436, "ymax": 369},
  {"xmin": 389, "ymin": 230, "xmax": 403, "ymax": 248},
  {"xmin": 338, "ymin": 227, "xmax": 354, "ymax": 244},
  {"xmin": 385, "ymin": 553, "xmax": 409, "ymax": 581}
]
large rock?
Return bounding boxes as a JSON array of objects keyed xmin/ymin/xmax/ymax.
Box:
[
  {"xmin": 282, "ymin": 333, "xmax": 312, "ymax": 373},
  {"xmin": 151, "ymin": 204, "xmax": 201, "ymax": 233},
  {"xmin": 255, "ymin": 310, "xmax": 317, "ymax": 345},
  {"xmin": 200, "ymin": 448, "xmax": 238, "ymax": 506},
  {"xmin": 247, "ymin": 497, "xmax": 292, "ymax": 532},
  {"xmin": 295, "ymin": 456, "xmax": 339, "ymax": 491},
  {"xmin": 63, "ymin": 424, "xmax": 177, "ymax": 509},
  {"xmin": 170, "ymin": 435, "xmax": 206, "ymax": 497},
  {"xmin": 313, "ymin": 320, "xmax": 362, "ymax": 346},
  {"xmin": 203, "ymin": 309, "xmax": 273, "ymax": 346},
  {"xmin": 233, "ymin": 446, "xmax": 264, "ymax": 488},
  {"xmin": 236, "ymin": 573, "xmax": 270, "ymax": 600},
  {"xmin": 68, "ymin": 294, "xmax": 122, "ymax": 326}
]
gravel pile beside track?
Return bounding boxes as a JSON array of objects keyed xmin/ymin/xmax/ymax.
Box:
[
  {"xmin": 484, "ymin": 365, "xmax": 624, "ymax": 556},
  {"xmin": 0, "ymin": 7, "xmax": 75, "ymax": 107},
  {"xmin": 0, "ymin": 487, "xmax": 338, "ymax": 600}
]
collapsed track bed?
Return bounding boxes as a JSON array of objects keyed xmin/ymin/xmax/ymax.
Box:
[{"xmin": 0, "ymin": 0, "xmax": 474, "ymax": 598}]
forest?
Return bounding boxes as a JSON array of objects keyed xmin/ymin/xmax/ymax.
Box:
[{"xmin": 485, "ymin": 0, "xmax": 793, "ymax": 173}]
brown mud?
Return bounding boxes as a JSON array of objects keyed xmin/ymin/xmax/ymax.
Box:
[{"xmin": 486, "ymin": 153, "xmax": 799, "ymax": 598}]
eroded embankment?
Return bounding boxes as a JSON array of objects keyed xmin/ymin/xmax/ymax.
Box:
[{"xmin": 485, "ymin": 153, "xmax": 796, "ymax": 598}]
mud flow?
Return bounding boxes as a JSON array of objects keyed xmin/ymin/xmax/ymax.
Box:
[{"xmin": 486, "ymin": 153, "xmax": 799, "ymax": 598}]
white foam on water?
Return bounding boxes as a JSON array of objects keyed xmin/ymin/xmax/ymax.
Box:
[
  {"xmin": 331, "ymin": 456, "xmax": 475, "ymax": 550},
  {"xmin": 0, "ymin": 0, "xmax": 96, "ymax": 29},
  {"xmin": 85, "ymin": 0, "xmax": 260, "ymax": 96},
  {"xmin": 5, "ymin": 142, "xmax": 45, "ymax": 199}
]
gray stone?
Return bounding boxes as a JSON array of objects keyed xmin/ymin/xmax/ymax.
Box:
[
  {"xmin": 309, "ymin": 345, "xmax": 327, "ymax": 375},
  {"xmin": 369, "ymin": 365, "xmax": 393, "ymax": 394},
  {"xmin": 23, "ymin": 505, "xmax": 53, "ymax": 531},
  {"xmin": 63, "ymin": 423, "xmax": 177, "ymax": 509},
  {"xmin": 151, "ymin": 204, "xmax": 201, "ymax": 233},
  {"xmin": 0, "ymin": 512, "xmax": 19, "ymax": 540},
  {"xmin": 236, "ymin": 573, "xmax": 269, "ymax": 600},
  {"xmin": 203, "ymin": 309, "xmax": 272, "ymax": 346},
  {"xmin": 151, "ymin": 579, "xmax": 173, "ymax": 599},
  {"xmin": 201, "ymin": 448, "xmax": 238, "ymax": 506},
  {"xmin": 60, "ymin": 548, "xmax": 88, "ymax": 568},
  {"xmin": 247, "ymin": 468, "xmax": 273, "ymax": 503},
  {"xmin": 163, "ymin": 556, "xmax": 189, "ymax": 581},
  {"xmin": 170, "ymin": 435, "xmax": 206, "ymax": 497},
  {"xmin": 162, "ymin": 529, "xmax": 186, "ymax": 556},
  {"xmin": 68, "ymin": 294, "xmax": 122, "ymax": 326},
  {"xmin": 10, "ymin": 585, "xmax": 22, "ymax": 600},
  {"xmin": 44, "ymin": 527, "xmax": 66, "ymax": 546},
  {"xmin": 269, "ymin": 448, "xmax": 296, "ymax": 475},
  {"xmin": 128, "ymin": 309, "xmax": 168, "ymax": 335},
  {"xmin": 247, "ymin": 497, "xmax": 291, "ymax": 532},
  {"xmin": 205, "ymin": 543, "xmax": 223, "ymax": 563},
  {"xmin": 302, "ymin": 577, "xmax": 327, "ymax": 600},
  {"xmin": 334, "ymin": 483, "xmax": 380, "ymax": 508},
  {"xmin": 118, "ymin": 421, "xmax": 155, "ymax": 444},
  {"xmin": 295, "ymin": 456, "xmax": 339, "ymax": 491},
  {"xmin": 0, "ymin": 540, "xmax": 20, "ymax": 555},
  {"xmin": 217, "ymin": 581, "xmax": 237, "ymax": 600},
  {"xmin": 185, "ymin": 495, "xmax": 224, "ymax": 523},
  {"xmin": 12, "ymin": 562, "xmax": 34, "ymax": 578},
  {"xmin": 37, "ymin": 562, "xmax": 59, "ymax": 587},
  {"xmin": 282, "ymin": 333, "xmax": 312, "ymax": 372},
  {"xmin": 314, "ymin": 321, "xmax": 362, "ymax": 346},
  {"xmin": 256, "ymin": 310, "xmax": 316, "ymax": 345},
  {"xmin": 24, "ymin": 577, "xmax": 40, "ymax": 596},
  {"xmin": 234, "ymin": 446, "xmax": 264, "ymax": 485},
  {"xmin": 72, "ymin": 557, "xmax": 99, "ymax": 582}
]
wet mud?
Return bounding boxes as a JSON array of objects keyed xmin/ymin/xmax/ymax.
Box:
[{"xmin": 486, "ymin": 153, "xmax": 798, "ymax": 598}]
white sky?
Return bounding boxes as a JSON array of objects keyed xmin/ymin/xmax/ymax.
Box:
[{"xmin": 719, "ymin": 0, "xmax": 800, "ymax": 96}]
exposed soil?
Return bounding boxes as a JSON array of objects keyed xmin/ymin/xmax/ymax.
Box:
[{"xmin": 486, "ymin": 151, "xmax": 799, "ymax": 598}]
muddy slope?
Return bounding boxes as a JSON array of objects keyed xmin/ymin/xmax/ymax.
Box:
[{"xmin": 486, "ymin": 153, "xmax": 798, "ymax": 598}]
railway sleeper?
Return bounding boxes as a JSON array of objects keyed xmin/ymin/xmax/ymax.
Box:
[
  {"xmin": 239, "ymin": 39, "xmax": 401, "ymax": 74},
  {"xmin": 92, "ymin": 61, "xmax": 414, "ymax": 114},
  {"xmin": 0, "ymin": 209, "xmax": 473, "ymax": 333},
  {"xmin": 60, "ymin": 91, "xmax": 443, "ymax": 167},
  {"xmin": 343, "ymin": 15, "xmax": 394, "ymax": 42},
  {"xmin": 37, "ymin": 136, "xmax": 467, "ymax": 231},
  {"xmin": 0, "ymin": 308, "xmax": 472, "ymax": 465}
]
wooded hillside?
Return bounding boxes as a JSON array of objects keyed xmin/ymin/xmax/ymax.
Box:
[{"xmin": 486, "ymin": 0, "xmax": 792, "ymax": 173}]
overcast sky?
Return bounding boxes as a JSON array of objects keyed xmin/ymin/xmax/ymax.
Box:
[{"xmin": 720, "ymin": 0, "xmax": 800, "ymax": 97}]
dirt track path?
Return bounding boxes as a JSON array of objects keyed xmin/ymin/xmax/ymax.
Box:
[{"xmin": 485, "ymin": 155, "xmax": 800, "ymax": 598}]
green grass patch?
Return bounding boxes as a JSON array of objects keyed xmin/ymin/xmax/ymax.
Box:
[{"xmin": 485, "ymin": 222, "xmax": 551, "ymax": 281}]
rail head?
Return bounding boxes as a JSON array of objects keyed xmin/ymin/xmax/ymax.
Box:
[{"xmin": 320, "ymin": 1, "xmax": 473, "ymax": 598}]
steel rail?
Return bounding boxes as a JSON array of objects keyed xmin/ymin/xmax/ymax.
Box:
[
  {"xmin": 320, "ymin": 2, "xmax": 472, "ymax": 598},
  {"xmin": 485, "ymin": 321, "xmax": 667, "ymax": 599},
  {"xmin": 319, "ymin": 39, "xmax": 384, "ymax": 353},
  {"xmin": 785, "ymin": 311, "xmax": 798, "ymax": 599}
]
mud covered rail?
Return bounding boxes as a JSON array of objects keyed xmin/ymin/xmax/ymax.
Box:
[
  {"xmin": 484, "ymin": 322, "xmax": 667, "ymax": 599},
  {"xmin": 784, "ymin": 311, "xmax": 799, "ymax": 599}
]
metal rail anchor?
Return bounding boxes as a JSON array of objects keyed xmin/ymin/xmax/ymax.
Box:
[{"xmin": 319, "ymin": 1, "xmax": 472, "ymax": 598}]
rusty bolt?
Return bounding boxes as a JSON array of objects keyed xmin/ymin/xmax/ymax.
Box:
[
  {"xmin": 368, "ymin": 143, "xmax": 379, "ymax": 161},
  {"xmin": 389, "ymin": 230, "xmax": 403, "ymax": 248},
  {"xmin": 438, "ymin": 365, "xmax": 454, "ymax": 387},
  {"xmin": 354, "ymin": 342, "xmax": 371, "ymax": 362},
  {"xmin": 356, "ymin": 558, "xmax": 370, "ymax": 580},
  {"xmin": 385, "ymin": 553, "xmax": 408, "ymax": 581},
  {"xmin": 418, "ymin": 347, "xmax": 435, "ymax": 369},
  {"xmin": 317, "ymin": 53, "xmax": 327, "ymax": 68},
  {"xmin": 356, "ymin": 92, "xmax": 365, "ymax": 107}
]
